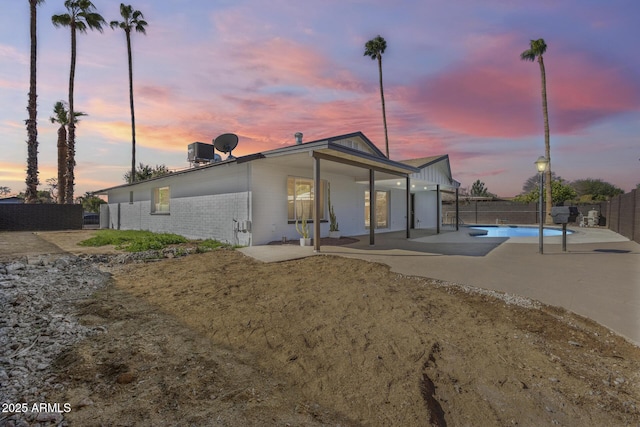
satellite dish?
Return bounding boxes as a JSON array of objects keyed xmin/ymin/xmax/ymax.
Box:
[{"xmin": 213, "ymin": 133, "xmax": 239, "ymax": 159}]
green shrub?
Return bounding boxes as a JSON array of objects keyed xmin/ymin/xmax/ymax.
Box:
[{"xmin": 80, "ymin": 230, "xmax": 187, "ymax": 252}]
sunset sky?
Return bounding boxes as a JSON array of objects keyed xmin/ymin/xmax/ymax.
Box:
[{"xmin": 1, "ymin": 0, "xmax": 639, "ymax": 198}]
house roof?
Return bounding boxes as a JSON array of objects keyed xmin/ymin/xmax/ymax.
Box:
[
  {"xmin": 400, "ymin": 155, "xmax": 449, "ymax": 168},
  {"xmin": 0, "ymin": 196, "xmax": 24, "ymax": 204},
  {"xmin": 92, "ymin": 131, "xmax": 456, "ymax": 194},
  {"xmin": 400, "ymin": 155, "xmax": 460, "ymax": 190},
  {"xmin": 93, "ymin": 132, "xmax": 415, "ymax": 194}
]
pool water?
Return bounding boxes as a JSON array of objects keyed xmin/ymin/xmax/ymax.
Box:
[{"xmin": 469, "ymin": 226, "xmax": 573, "ymax": 238}]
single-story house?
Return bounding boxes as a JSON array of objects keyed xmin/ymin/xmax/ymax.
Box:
[
  {"xmin": 93, "ymin": 131, "xmax": 460, "ymax": 250},
  {"xmin": 0, "ymin": 196, "xmax": 24, "ymax": 204}
]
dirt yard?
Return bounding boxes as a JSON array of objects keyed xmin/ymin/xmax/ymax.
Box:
[{"xmin": 30, "ymin": 232, "xmax": 640, "ymax": 425}]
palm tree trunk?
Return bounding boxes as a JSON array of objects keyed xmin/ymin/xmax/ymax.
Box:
[
  {"xmin": 378, "ymin": 55, "xmax": 389, "ymax": 158},
  {"xmin": 57, "ymin": 126, "xmax": 67, "ymax": 204},
  {"xmin": 539, "ymin": 56, "xmax": 552, "ymax": 224},
  {"xmin": 66, "ymin": 24, "xmax": 77, "ymax": 204},
  {"xmin": 25, "ymin": 0, "xmax": 39, "ymax": 204},
  {"xmin": 126, "ymin": 29, "xmax": 136, "ymax": 184}
]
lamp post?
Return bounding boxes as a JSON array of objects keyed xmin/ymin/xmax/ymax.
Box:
[{"xmin": 535, "ymin": 156, "xmax": 549, "ymax": 254}]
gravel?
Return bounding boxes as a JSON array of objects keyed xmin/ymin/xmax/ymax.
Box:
[{"xmin": 0, "ymin": 254, "xmax": 111, "ymax": 427}]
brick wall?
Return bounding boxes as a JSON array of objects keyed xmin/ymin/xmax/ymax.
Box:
[
  {"xmin": 608, "ymin": 190, "xmax": 639, "ymax": 243},
  {"xmin": 0, "ymin": 204, "xmax": 83, "ymax": 231},
  {"xmin": 105, "ymin": 192, "xmax": 252, "ymax": 246}
]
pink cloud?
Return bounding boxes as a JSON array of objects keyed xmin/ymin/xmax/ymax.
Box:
[{"xmin": 398, "ymin": 34, "xmax": 640, "ymax": 138}]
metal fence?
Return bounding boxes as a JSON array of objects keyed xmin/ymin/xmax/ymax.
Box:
[{"xmin": 0, "ymin": 204, "xmax": 83, "ymax": 231}]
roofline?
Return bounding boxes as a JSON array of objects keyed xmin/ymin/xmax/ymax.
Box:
[{"xmin": 92, "ymin": 132, "xmax": 412, "ymax": 194}]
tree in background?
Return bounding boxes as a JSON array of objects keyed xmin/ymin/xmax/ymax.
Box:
[
  {"xmin": 364, "ymin": 35, "xmax": 389, "ymax": 158},
  {"xmin": 571, "ymin": 178, "xmax": 623, "ymax": 202},
  {"xmin": 470, "ymin": 179, "xmax": 495, "ymax": 198},
  {"xmin": 76, "ymin": 192, "xmax": 105, "ymax": 213},
  {"xmin": 515, "ymin": 177, "xmax": 576, "ymax": 205},
  {"xmin": 123, "ymin": 163, "xmax": 170, "ymax": 183},
  {"xmin": 52, "ymin": 0, "xmax": 105, "ymax": 204},
  {"xmin": 110, "ymin": 3, "xmax": 148, "ymax": 184},
  {"xmin": 521, "ymin": 38, "xmax": 552, "ymax": 223},
  {"xmin": 0, "ymin": 187, "xmax": 11, "ymax": 197},
  {"xmin": 45, "ymin": 177, "xmax": 58, "ymax": 200},
  {"xmin": 521, "ymin": 171, "xmax": 560, "ymax": 194},
  {"xmin": 16, "ymin": 190, "xmax": 54, "ymax": 203},
  {"xmin": 25, "ymin": 0, "xmax": 46, "ymax": 204},
  {"xmin": 50, "ymin": 100, "xmax": 86, "ymax": 203}
]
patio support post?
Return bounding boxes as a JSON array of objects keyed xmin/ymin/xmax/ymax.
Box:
[
  {"xmin": 406, "ymin": 175, "xmax": 411, "ymax": 238},
  {"xmin": 369, "ymin": 168, "xmax": 375, "ymax": 246},
  {"xmin": 455, "ymin": 187, "xmax": 459, "ymax": 231},
  {"xmin": 313, "ymin": 155, "xmax": 321, "ymax": 252},
  {"xmin": 436, "ymin": 184, "xmax": 441, "ymax": 234}
]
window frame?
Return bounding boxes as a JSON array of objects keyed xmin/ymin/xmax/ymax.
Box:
[
  {"xmin": 151, "ymin": 186, "xmax": 170, "ymax": 214},
  {"xmin": 287, "ymin": 176, "xmax": 326, "ymax": 223}
]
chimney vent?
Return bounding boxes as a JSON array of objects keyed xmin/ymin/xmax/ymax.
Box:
[{"xmin": 294, "ymin": 132, "xmax": 303, "ymax": 145}]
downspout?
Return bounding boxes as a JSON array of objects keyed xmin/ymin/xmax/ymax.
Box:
[
  {"xmin": 406, "ymin": 175, "xmax": 411, "ymax": 238},
  {"xmin": 455, "ymin": 187, "xmax": 459, "ymax": 231},
  {"xmin": 436, "ymin": 184, "xmax": 441, "ymax": 234}
]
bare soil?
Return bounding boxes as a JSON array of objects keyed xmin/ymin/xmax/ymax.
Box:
[{"xmin": 35, "ymin": 231, "xmax": 640, "ymax": 425}]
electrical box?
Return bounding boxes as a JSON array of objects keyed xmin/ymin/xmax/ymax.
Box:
[{"xmin": 187, "ymin": 142, "xmax": 215, "ymax": 163}]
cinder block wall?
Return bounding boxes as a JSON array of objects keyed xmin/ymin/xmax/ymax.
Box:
[
  {"xmin": 0, "ymin": 204, "xmax": 83, "ymax": 231},
  {"xmin": 105, "ymin": 192, "xmax": 252, "ymax": 246},
  {"xmin": 608, "ymin": 190, "xmax": 639, "ymax": 243}
]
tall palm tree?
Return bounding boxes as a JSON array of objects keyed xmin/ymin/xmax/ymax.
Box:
[
  {"xmin": 25, "ymin": 0, "xmax": 46, "ymax": 204},
  {"xmin": 521, "ymin": 38, "xmax": 552, "ymax": 224},
  {"xmin": 50, "ymin": 101, "xmax": 86, "ymax": 204},
  {"xmin": 110, "ymin": 3, "xmax": 148, "ymax": 184},
  {"xmin": 364, "ymin": 35, "xmax": 389, "ymax": 158},
  {"xmin": 52, "ymin": 0, "xmax": 105, "ymax": 204}
]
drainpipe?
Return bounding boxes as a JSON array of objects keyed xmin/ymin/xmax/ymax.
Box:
[
  {"xmin": 455, "ymin": 187, "xmax": 459, "ymax": 231},
  {"xmin": 436, "ymin": 184, "xmax": 441, "ymax": 234}
]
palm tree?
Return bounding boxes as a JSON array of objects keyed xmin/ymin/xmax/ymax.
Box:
[
  {"xmin": 52, "ymin": 0, "xmax": 105, "ymax": 204},
  {"xmin": 521, "ymin": 38, "xmax": 552, "ymax": 224},
  {"xmin": 25, "ymin": 0, "xmax": 46, "ymax": 204},
  {"xmin": 110, "ymin": 3, "xmax": 148, "ymax": 184},
  {"xmin": 50, "ymin": 101, "xmax": 86, "ymax": 204},
  {"xmin": 364, "ymin": 35, "xmax": 390, "ymax": 158}
]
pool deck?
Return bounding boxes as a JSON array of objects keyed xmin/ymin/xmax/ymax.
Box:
[{"xmin": 240, "ymin": 226, "xmax": 640, "ymax": 346}]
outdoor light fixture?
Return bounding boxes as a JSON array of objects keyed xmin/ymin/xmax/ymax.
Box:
[
  {"xmin": 535, "ymin": 156, "xmax": 548, "ymax": 173},
  {"xmin": 535, "ymin": 156, "xmax": 548, "ymax": 254}
]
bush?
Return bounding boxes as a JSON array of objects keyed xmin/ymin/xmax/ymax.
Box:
[{"xmin": 80, "ymin": 230, "xmax": 187, "ymax": 252}]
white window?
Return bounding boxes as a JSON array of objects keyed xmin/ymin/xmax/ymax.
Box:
[
  {"xmin": 287, "ymin": 177, "xmax": 326, "ymax": 221},
  {"xmin": 152, "ymin": 186, "xmax": 170, "ymax": 213},
  {"xmin": 364, "ymin": 190, "xmax": 389, "ymax": 229}
]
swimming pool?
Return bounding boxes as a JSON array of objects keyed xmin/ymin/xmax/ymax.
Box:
[{"xmin": 469, "ymin": 225, "xmax": 573, "ymax": 238}]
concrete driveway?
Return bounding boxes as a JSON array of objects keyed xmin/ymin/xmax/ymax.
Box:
[{"xmin": 241, "ymin": 227, "xmax": 640, "ymax": 346}]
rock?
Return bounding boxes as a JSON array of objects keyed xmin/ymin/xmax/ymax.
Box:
[
  {"xmin": 116, "ymin": 371, "xmax": 137, "ymax": 384},
  {"xmin": 76, "ymin": 396, "xmax": 94, "ymax": 408},
  {"xmin": 0, "ymin": 255, "xmax": 112, "ymax": 426}
]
